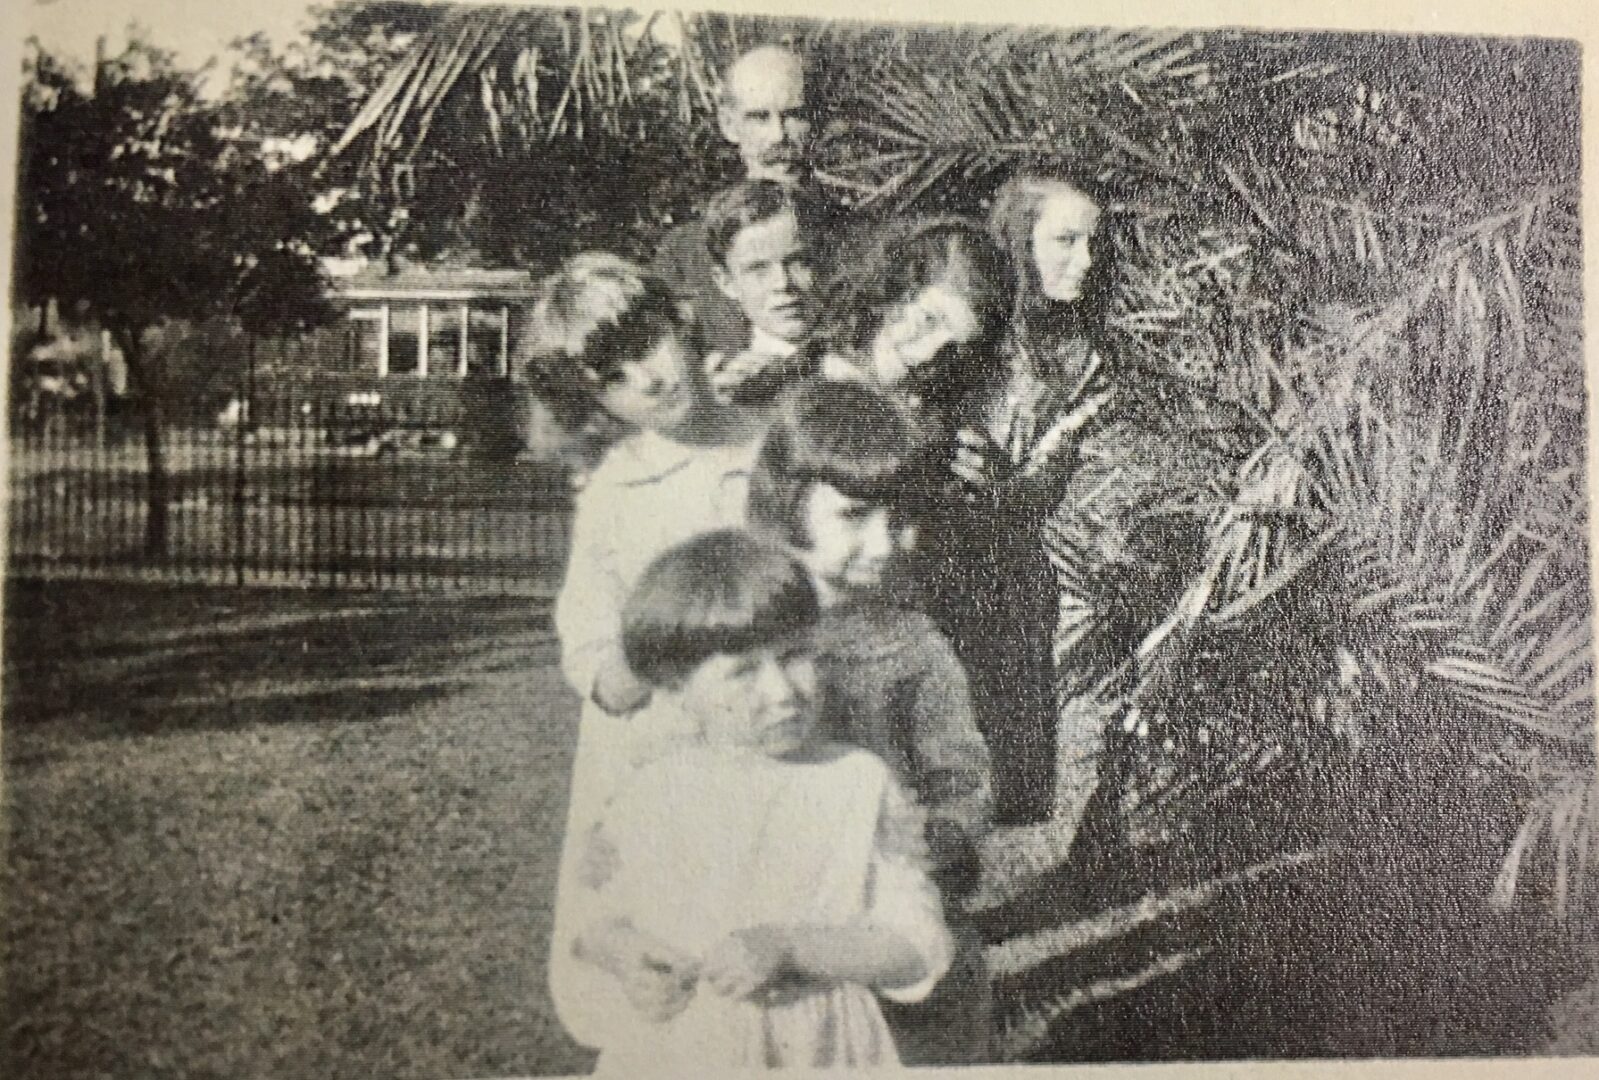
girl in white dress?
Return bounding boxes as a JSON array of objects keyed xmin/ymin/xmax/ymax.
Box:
[
  {"xmin": 525, "ymin": 254, "xmax": 764, "ymax": 1048},
  {"xmin": 564, "ymin": 529, "xmax": 953, "ymax": 1072}
]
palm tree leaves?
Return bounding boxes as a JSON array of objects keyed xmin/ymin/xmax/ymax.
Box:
[
  {"xmin": 1042, "ymin": 160, "xmax": 1588, "ymax": 896},
  {"xmin": 817, "ymin": 28, "xmax": 1217, "ymax": 213},
  {"xmin": 1491, "ymin": 774, "xmax": 1598, "ymax": 928},
  {"xmin": 326, "ymin": 6, "xmax": 769, "ymax": 264},
  {"xmin": 823, "ymin": 60, "xmax": 1033, "ymax": 209},
  {"xmin": 989, "ymin": 845, "xmax": 1326, "ymax": 1058},
  {"xmin": 334, "ymin": 5, "xmax": 680, "ymax": 161},
  {"xmin": 999, "ymin": 949, "xmax": 1205, "ymax": 1060},
  {"xmin": 332, "ymin": 2, "xmax": 1592, "ymax": 985},
  {"xmin": 1099, "ymin": 185, "xmax": 1595, "ymax": 914},
  {"xmin": 1103, "ymin": 214, "xmax": 1278, "ymax": 393},
  {"xmin": 987, "ymin": 845, "xmax": 1324, "ymax": 980},
  {"xmin": 1452, "ymin": 554, "xmax": 1596, "ymax": 923}
]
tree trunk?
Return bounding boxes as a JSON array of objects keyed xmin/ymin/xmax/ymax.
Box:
[
  {"xmin": 141, "ymin": 393, "xmax": 170, "ymax": 557},
  {"xmin": 117, "ymin": 329, "xmax": 169, "ymax": 557},
  {"xmin": 92, "ymin": 332, "xmax": 109, "ymax": 451}
]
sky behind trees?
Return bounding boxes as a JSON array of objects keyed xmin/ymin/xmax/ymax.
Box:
[{"xmin": 22, "ymin": 0, "xmax": 320, "ymax": 89}]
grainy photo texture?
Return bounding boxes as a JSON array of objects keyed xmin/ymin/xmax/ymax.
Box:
[{"xmin": 4, "ymin": 1, "xmax": 1596, "ymax": 1076}]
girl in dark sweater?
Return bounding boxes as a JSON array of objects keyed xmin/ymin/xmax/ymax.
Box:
[{"xmin": 747, "ymin": 378, "xmax": 996, "ymax": 1065}]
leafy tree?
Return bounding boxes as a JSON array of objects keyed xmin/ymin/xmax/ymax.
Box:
[
  {"xmin": 219, "ymin": 2, "xmax": 450, "ymax": 263},
  {"xmin": 16, "ymin": 37, "xmax": 333, "ymax": 554}
]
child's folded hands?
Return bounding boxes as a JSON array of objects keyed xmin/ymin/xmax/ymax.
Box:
[
  {"xmin": 593, "ymin": 646, "xmax": 653, "ymax": 716},
  {"xmin": 621, "ymin": 939, "xmax": 701, "ymax": 1023},
  {"xmin": 701, "ymin": 925, "xmax": 793, "ymax": 1001}
]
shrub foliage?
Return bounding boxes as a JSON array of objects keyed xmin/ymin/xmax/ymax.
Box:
[{"xmin": 342, "ymin": 7, "xmax": 1592, "ymax": 1050}]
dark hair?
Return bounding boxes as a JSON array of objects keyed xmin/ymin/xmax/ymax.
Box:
[
  {"xmin": 702, "ymin": 179, "xmax": 821, "ymax": 267},
  {"xmin": 518, "ymin": 252, "xmax": 694, "ymax": 430},
  {"xmin": 818, "ymin": 217, "xmax": 1013, "ymax": 404},
  {"xmin": 622, "ymin": 528, "xmax": 820, "ymax": 686},
  {"xmin": 986, "ymin": 169, "xmax": 1111, "ymax": 339},
  {"xmin": 747, "ymin": 379, "xmax": 942, "ymax": 548}
]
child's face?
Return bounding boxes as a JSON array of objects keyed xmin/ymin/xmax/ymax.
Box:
[
  {"xmin": 868, "ymin": 282, "xmax": 981, "ymax": 391},
  {"xmin": 596, "ymin": 332, "xmax": 698, "ymax": 433},
  {"xmin": 797, "ymin": 482, "xmax": 915, "ymax": 601},
  {"xmin": 676, "ymin": 634, "xmax": 819, "ymax": 759},
  {"xmin": 1031, "ymin": 186, "xmax": 1100, "ymax": 303},
  {"xmin": 713, "ymin": 209, "xmax": 816, "ymax": 344}
]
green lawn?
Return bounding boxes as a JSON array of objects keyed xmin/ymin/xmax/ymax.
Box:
[{"xmin": 2, "ymin": 579, "xmax": 595, "ymax": 1079}]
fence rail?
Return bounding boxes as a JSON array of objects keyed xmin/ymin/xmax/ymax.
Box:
[{"xmin": 7, "ymin": 397, "xmax": 573, "ymax": 594}]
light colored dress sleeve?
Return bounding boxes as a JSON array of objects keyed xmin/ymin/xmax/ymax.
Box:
[
  {"xmin": 553, "ymin": 471, "xmax": 623, "ymax": 700},
  {"xmin": 549, "ymin": 791, "xmax": 646, "ymax": 1050},
  {"xmin": 861, "ymin": 772, "xmax": 954, "ymax": 1005}
]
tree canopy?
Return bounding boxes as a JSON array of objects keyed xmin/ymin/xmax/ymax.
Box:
[{"xmin": 16, "ymin": 35, "xmax": 336, "ymax": 551}]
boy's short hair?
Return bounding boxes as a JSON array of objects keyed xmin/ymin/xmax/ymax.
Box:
[
  {"xmin": 747, "ymin": 379, "xmax": 943, "ymax": 549},
  {"xmin": 703, "ymin": 180, "xmax": 821, "ymax": 267},
  {"xmin": 520, "ymin": 252, "xmax": 693, "ymax": 429},
  {"xmin": 622, "ymin": 528, "xmax": 820, "ymax": 687}
]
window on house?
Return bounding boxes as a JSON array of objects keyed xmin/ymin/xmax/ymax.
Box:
[
  {"xmin": 346, "ymin": 310, "xmax": 383, "ymax": 375},
  {"xmin": 467, "ymin": 306, "xmax": 509, "ymax": 377},
  {"xmin": 427, "ymin": 303, "xmax": 463, "ymax": 378},
  {"xmin": 338, "ymin": 299, "xmax": 515, "ymax": 379},
  {"xmin": 388, "ymin": 305, "xmax": 421, "ymax": 376}
]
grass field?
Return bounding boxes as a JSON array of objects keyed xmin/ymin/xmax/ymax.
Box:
[{"xmin": 2, "ymin": 579, "xmax": 595, "ymax": 1079}]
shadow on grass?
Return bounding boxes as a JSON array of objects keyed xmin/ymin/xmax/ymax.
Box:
[
  {"xmin": 4, "ymin": 575, "xmax": 594, "ymax": 1079},
  {"xmin": 4, "ymin": 578, "xmax": 556, "ymax": 740}
]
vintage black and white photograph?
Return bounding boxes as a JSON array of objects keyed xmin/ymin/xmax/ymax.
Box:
[{"xmin": 3, "ymin": 0, "xmax": 1596, "ymax": 1075}]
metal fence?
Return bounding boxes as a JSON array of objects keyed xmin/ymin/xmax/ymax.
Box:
[{"xmin": 6, "ymin": 396, "xmax": 573, "ymax": 594}]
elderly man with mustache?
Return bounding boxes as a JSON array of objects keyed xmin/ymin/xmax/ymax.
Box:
[{"xmin": 653, "ymin": 44, "xmax": 837, "ymax": 361}]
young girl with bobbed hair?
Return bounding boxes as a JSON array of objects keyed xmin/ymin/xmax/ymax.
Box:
[
  {"xmin": 814, "ymin": 216, "xmax": 1013, "ymax": 428},
  {"xmin": 746, "ymin": 378, "xmax": 996, "ymax": 1064},
  {"xmin": 565, "ymin": 528, "xmax": 953, "ymax": 1071}
]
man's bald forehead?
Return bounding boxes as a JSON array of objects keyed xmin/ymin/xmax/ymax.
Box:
[{"xmin": 722, "ymin": 45, "xmax": 809, "ymax": 105}]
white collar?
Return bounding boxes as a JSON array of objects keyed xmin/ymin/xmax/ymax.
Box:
[
  {"xmin": 818, "ymin": 351, "xmax": 871, "ymax": 384},
  {"xmin": 748, "ymin": 327, "xmax": 802, "ymax": 359},
  {"xmin": 602, "ymin": 426, "xmax": 756, "ymax": 489},
  {"xmin": 603, "ymin": 428, "xmax": 697, "ymax": 487}
]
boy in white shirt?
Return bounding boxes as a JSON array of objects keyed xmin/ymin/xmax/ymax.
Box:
[{"xmin": 701, "ymin": 179, "xmax": 826, "ymax": 411}]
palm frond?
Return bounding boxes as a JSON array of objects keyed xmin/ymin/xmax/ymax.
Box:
[
  {"xmin": 986, "ymin": 847, "xmax": 1325, "ymax": 978},
  {"xmin": 817, "ymin": 30, "xmax": 1214, "ymax": 213},
  {"xmin": 334, "ymin": 6, "xmax": 696, "ymax": 164},
  {"xmin": 1000, "ymin": 949, "xmax": 1206, "ymax": 1060}
]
